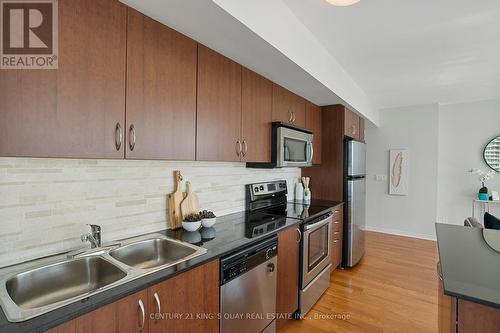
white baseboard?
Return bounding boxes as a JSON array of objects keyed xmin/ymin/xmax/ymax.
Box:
[{"xmin": 364, "ymin": 225, "xmax": 436, "ymax": 241}]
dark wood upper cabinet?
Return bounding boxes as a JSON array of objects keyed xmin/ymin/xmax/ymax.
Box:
[
  {"xmin": 0, "ymin": 0, "xmax": 127, "ymax": 158},
  {"xmin": 125, "ymin": 9, "xmax": 197, "ymax": 160},
  {"xmin": 149, "ymin": 260, "xmax": 219, "ymax": 333},
  {"xmin": 241, "ymin": 68, "xmax": 273, "ymax": 163},
  {"xmin": 305, "ymin": 101, "xmax": 322, "ymax": 165},
  {"xmin": 197, "ymin": 45, "xmax": 242, "ymax": 162},
  {"xmin": 359, "ymin": 116, "xmax": 365, "ymax": 142},
  {"xmin": 344, "ymin": 107, "xmax": 360, "ymax": 140},
  {"xmin": 272, "ymin": 84, "xmax": 306, "ymax": 128},
  {"xmin": 276, "ymin": 225, "xmax": 300, "ymax": 329}
]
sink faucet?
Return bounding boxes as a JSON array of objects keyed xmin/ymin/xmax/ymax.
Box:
[{"xmin": 81, "ymin": 224, "xmax": 101, "ymax": 248}]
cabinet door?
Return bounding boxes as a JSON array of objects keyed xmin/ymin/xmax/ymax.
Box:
[
  {"xmin": 305, "ymin": 101, "xmax": 322, "ymax": 165},
  {"xmin": 344, "ymin": 108, "xmax": 360, "ymax": 140},
  {"xmin": 45, "ymin": 320, "xmax": 76, "ymax": 333},
  {"xmin": 149, "ymin": 260, "xmax": 219, "ymax": 333},
  {"xmin": 457, "ymin": 300, "xmax": 500, "ymax": 333},
  {"xmin": 197, "ymin": 45, "xmax": 242, "ymax": 161},
  {"xmin": 116, "ymin": 290, "xmax": 149, "ymax": 333},
  {"xmin": 277, "ymin": 225, "xmax": 300, "ymax": 329},
  {"xmin": 0, "ymin": 0, "xmax": 127, "ymax": 158},
  {"xmin": 438, "ymin": 269, "xmax": 456, "ymax": 333},
  {"xmin": 359, "ymin": 116, "xmax": 365, "ymax": 142},
  {"xmin": 75, "ymin": 302, "xmax": 116, "ymax": 333},
  {"xmin": 241, "ymin": 68, "xmax": 273, "ymax": 163},
  {"xmin": 331, "ymin": 205, "xmax": 343, "ymax": 269},
  {"xmin": 272, "ymin": 84, "xmax": 306, "ymax": 127},
  {"xmin": 126, "ymin": 9, "xmax": 197, "ymax": 160}
]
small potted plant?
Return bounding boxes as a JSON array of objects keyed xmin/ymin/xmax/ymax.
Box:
[
  {"xmin": 470, "ymin": 168, "xmax": 495, "ymax": 200},
  {"xmin": 182, "ymin": 213, "xmax": 202, "ymax": 232},
  {"xmin": 199, "ymin": 210, "xmax": 217, "ymax": 228}
]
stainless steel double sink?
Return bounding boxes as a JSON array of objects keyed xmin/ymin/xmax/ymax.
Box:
[{"xmin": 0, "ymin": 234, "xmax": 207, "ymax": 322}]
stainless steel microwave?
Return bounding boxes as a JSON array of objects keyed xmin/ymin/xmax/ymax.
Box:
[
  {"xmin": 245, "ymin": 122, "xmax": 314, "ymax": 168},
  {"xmin": 273, "ymin": 122, "xmax": 313, "ymax": 168}
]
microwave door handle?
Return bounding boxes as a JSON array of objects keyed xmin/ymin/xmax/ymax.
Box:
[
  {"xmin": 305, "ymin": 141, "xmax": 313, "ymax": 164},
  {"xmin": 308, "ymin": 141, "xmax": 314, "ymax": 163}
]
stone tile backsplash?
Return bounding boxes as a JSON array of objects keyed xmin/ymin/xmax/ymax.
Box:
[{"xmin": 0, "ymin": 158, "xmax": 300, "ymax": 268}]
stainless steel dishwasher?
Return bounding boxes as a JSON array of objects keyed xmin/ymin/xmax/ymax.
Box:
[{"xmin": 220, "ymin": 236, "xmax": 278, "ymax": 333}]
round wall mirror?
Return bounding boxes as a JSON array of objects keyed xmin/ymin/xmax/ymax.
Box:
[{"xmin": 483, "ymin": 136, "xmax": 500, "ymax": 172}]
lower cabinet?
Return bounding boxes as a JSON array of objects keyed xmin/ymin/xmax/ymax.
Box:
[
  {"xmin": 46, "ymin": 260, "xmax": 219, "ymax": 333},
  {"xmin": 331, "ymin": 205, "xmax": 344, "ymax": 270},
  {"xmin": 276, "ymin": 225, "xmax": 300, "ymax": 329},
  {"xmin": 115, "ymin": 290, "xmax": 149, "ymax": 333},
  {"xmin": 438, "ymin": 265, "xmax": 500, "ymax": 333},
  {"xmin": 148, "ymin": 260, "xmax": 219, "ymax": 333}
]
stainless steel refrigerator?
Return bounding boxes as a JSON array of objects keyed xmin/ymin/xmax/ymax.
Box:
[{"xmin": 343, "ymin": 139, "xmax": 366, "ymax": 268}]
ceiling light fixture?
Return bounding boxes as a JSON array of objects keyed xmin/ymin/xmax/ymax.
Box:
[{"xmin": 325, "ymin": 0, "xmax": 360, "ymax": 6}]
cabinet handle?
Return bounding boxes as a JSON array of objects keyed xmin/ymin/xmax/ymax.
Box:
[
  {"xmin": 115, "ymin": 123, "xmax": 122, "ymax": 151},
  {"xmin": 296, "ymin": 228, "xmax": 302, "ymax": 243},
  {"xmin": 292, "ymin": 112, "xmax": 296, "ymax": 124},
  {"xmin": 242, "ymin": 140, "xmax": 248, "ymax": 157},
  {"xmin": 267, "ymin": 262, "xmax": 275, "ymax": 273},
  {"xmin": 235, "ymin": 140, "xmax": 242, "ymax": 157},
  {"xmin": 333, "ymin": 240, "xmax": 339, "ymax": 243},
  {"xmin": 352, "ymin": 125, "xmax": 357, "ymax": 135},
  {"xmin": 138, "ymin": 299, "xmax": 145, "ymax": 332},
  {"xmin": 288, "ymin": 110, "xmax": 293, "ymax": 123},
  {"xmin": 153, "ymin": 292, "xmax": 161, "ymax": 317},
  {"xmin": 333, "ymin": 220, "xmax": 340, "ymax": 224},
  {"xmin": 129, "ymin": 124, "xmax": 136, "ymax": 151}
]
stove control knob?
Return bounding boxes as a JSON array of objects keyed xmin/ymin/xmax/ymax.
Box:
[
  {"xmin": 254, "ymin": 187, "xmax": 259, "ymax": 193},
  {"xmin": 259, "ymin": 185, "xmax": 264, "ymax": 191},
  {"xmin": 266, "ymin": 248, "xmax": 274, "ymax": 259}
]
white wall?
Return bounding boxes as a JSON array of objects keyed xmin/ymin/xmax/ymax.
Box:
[
  {"xmin": 0, "ymin": 158, "xmax": 300, "ymax": 267},
  {"xmin": 365, "ymin": 104, "xmax": 439, "ymax": 240},
  {"xmin": 366, "ymin": 98, "xmax": 500, "ymax": 240},
  {"xmin": 437, "ymin": 99, "xmax": 500, "ymax": 225},
  {"xmin": 210, "ymin": 0, "xmax": 379, "ymax": 126}
]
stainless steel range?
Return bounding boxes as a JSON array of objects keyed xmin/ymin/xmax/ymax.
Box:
[{"xmin": 245, "ymin": 180, "xmax": 334, "ymax": 317}]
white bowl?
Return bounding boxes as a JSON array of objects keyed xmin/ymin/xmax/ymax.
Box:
[
  {"xmin": 182, "ymin": 220, "xmax": 201, "ymax": 232},
  {"xmin": 201, "ymin": 217, "xmax": 216, "ymax": 228}
]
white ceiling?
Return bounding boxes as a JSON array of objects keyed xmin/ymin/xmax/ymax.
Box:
[
  {"xmin": 284, "ymin": 0, "xmax": 500, "ymax": 109},
  {"xmin": 120, "ymin": 0, "xmax": 379, "ymax": 125}
]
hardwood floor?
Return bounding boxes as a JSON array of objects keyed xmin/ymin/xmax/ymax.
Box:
[{"xmin": 280, "ymin": 231, "xmax": 439, "ymax": 333}]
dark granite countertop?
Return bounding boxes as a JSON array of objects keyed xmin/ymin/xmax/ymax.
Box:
[
  {"xmin": 435, "ymin": 223, "xmax": 500, "ymax": 309},
  {"xmin": 0, "ymin": 211, "xmax": 301, "ymax": 333}
]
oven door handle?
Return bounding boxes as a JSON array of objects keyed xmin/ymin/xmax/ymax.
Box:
[{"xmin": 304, "ymin": 217, "xmax": 332, "ymax": 231}]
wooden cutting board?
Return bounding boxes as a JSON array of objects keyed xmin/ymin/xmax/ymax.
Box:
[
  {"xmin": 180, "ymin": 181, "xmax": 200, "ymax": 219},
  {"xmin": 168, "ymin": 171, "xmax": 186, "ymax": 229}
]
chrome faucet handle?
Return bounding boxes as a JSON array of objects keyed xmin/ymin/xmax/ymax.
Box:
[
  {"xmin": 85, "ymin": 224, "xmax": 102, "ymax": 248},
  {"xmin": 87, "ymin": 224, "xmax": 101, "ymax": 233}
]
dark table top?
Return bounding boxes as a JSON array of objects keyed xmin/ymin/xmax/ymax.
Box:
[
  {"xmin": 435, "ymin": 223, "xmax": 500, "ymax": 309},
  {"xmin": 0, "ymin": 211, "xmax": 302, "ymax": 333}
]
